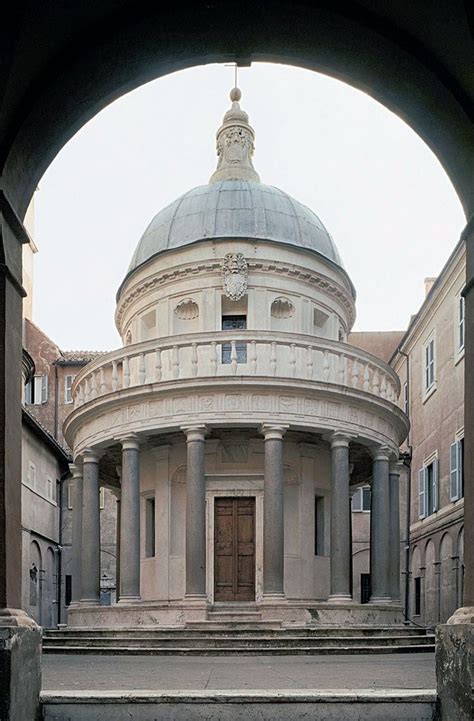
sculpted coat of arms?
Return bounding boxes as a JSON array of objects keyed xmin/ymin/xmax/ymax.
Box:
[{"xmin": 222, "ymin": 253, "xmax": 248, "ymax": 301}]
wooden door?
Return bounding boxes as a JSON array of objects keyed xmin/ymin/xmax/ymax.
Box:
[{"xmin": 214, "ymin": 497, "xmax": 255, "ymax": 602}]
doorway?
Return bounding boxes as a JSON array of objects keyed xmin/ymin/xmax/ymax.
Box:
[{"xmin": 214, "ymin": 497, "xmax": 255, "ymax": 602}]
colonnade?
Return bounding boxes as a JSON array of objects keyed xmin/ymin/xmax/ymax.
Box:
[{"xmin": 69, "ymin": 428, "xmax": 401, "ymax": 607}]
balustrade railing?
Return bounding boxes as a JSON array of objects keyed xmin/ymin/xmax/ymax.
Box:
[{"xmin": 72, "ymin": 331, "xmax": 400, "ymax": 409}]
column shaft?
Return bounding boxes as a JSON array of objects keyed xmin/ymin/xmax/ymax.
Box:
[
  {"xmin": 81, "ymin": 451, "xmax": 101, "ymax": 604},
  {"xmin": 389, "ymin": 463, "xmax": 401, "ymax": 603},
  {"xmin": 119, "ymin": 437, "xmax": 141, "ymax": 602},
  {"xmin": 70, "ymin": 464, "xmax": 83, "ymax": 605},
  {"xmin": 262, "ymin": 425, "xmax": 287, "ymax": 598},
  {"xmin": 329, "ymin": 435, "xmax": 352, "ymax": 602},
  {"xmin": 184, "ymin": 426, "xmax": 207, "ymax": 598},
  {"xmin": 115, "ymin": 498, "xmax": 121, "ymax": 603},
  {"xmin": 370, "ymin": 450, "xmax": 391, "ymax": 602}
]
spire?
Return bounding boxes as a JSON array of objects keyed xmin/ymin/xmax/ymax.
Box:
[{"xmin": 209, "ymin": 87, "xmax": 260, "ymax": 184}]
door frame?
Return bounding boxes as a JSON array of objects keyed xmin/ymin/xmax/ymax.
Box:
[{"xmin": 206, "ymin": 485, "xmax": 264, "ymax": 604}]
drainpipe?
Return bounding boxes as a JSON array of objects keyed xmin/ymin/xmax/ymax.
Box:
[
  {"xmin": 56, "ymin": 477, "xmax": 63, "ymax": 626},
  {"xmin": 398, "ymin": 349, "xmax": 412, "ymax": 623}
]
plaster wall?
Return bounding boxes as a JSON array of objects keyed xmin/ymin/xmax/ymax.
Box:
[{"xmin": 137, "ymin": 435, "xmax": 332, "ymax": 602}]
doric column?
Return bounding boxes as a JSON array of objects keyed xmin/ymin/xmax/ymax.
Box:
[
  {"xmin": 328, "ymin": 433, "xmax": 352, "ymax": 602},
  {"xmin": 80, "ymin": 449, "xmax": 101, "ymax": 605},
  {"xmin": 118, "ymin": 436, "xmax": 141, "ymax": 603},
  {"xmin": 389, "ymin": 461, "xmax": 402, "ymax": 603},
  {"xmin": 261, "ymin": 424, "xmax": 288, "ymax": 599},
  {"xmin": 182, "ymin": 425, "xmax": 208, "ymax": 599},
  {"xmin": 69, "ymin": 463, "xmax": 83, "ymax": 607},
  {"xmin": 370, "ymin": 446, "xmax": 391, "ymax": 603}
]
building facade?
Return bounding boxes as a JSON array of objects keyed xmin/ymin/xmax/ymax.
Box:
[
  {"xmin": 392, "ymin": 240, "xmax": 465, "ymax": 627},
  {"xmin": 64, "ymin": 90, "xmax": 408, "ymax": 629}
]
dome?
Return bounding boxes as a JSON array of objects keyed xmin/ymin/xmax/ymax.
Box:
[
  {"xmin": 128, "ymin": 180, "xmax": 343, "ymax": 273},
  {"xmin": 125, "ymin": 88, "xmax": 346, "ymax": 283}
]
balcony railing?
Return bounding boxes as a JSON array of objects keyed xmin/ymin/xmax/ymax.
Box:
[{"xmin": 72, "ymin": 331, "xmax": 400, "ymax": 410}]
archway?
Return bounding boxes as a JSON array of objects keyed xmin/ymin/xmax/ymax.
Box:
[{"xmin": 28, "ymin": 541, "xmax": 42, "ymax": 626}]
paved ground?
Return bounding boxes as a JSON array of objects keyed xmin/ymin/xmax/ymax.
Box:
[{"xmin": 42, "ymin": 653, "xmax": 436, "ymax": 691}]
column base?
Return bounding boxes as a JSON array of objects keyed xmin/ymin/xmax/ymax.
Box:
[
  {"xmin": 0, "ymin": 608, "xmax": 41, "ymax": 721},
  {"xmin": 328, "ymin": 594, "xmax": 353, "ymax": 604},
  {"xmin": 261, "ymin": 593, "xmax": 287, "ymax": 605},
  {"xmin": 79, "ymin": 597, "xmax": 101, "ymax": 606},
  {"xmin": 369, "ymin": 595, "xmax": 392, "ymax": 604},
  {"xmin": 117, "ymin": 595, "xmax": 141, "ymax": 605},
  {"xmin": 184, "ymin": 593, "xmax": 209, "ymax": 606}
]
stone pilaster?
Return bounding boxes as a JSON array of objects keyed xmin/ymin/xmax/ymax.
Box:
[
  {"xmin": 182, "ymin": 425, "xmax": 208, "ymax": 600},
  {"xmin": 370, "ymin": 446, "xmax": 391, "ymax": 603},
  {"xmin": 69, "ymin": 463, "xmax": 83, "ymax": 607},
  {"xmin": 261, "ymin": 424, "xmax": 288, "ymax": 600},
  {"xmin": 328, "ymin": 433, "xmax": 352, "ymax": 603},
  {"xmin": 80, "ymin": 449, "xmax": 101, "ymax": 605},
  {"xmin": 118, "ymin": 435, "xmax": 141, "ymax": 603},
  {"xmin": 388, "ymin": 461, "xmax": 402, "ymax": 603}
]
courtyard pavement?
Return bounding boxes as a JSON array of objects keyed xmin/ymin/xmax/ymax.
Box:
[{"xmin": 42, "ymin": 653, "xmax": 436, "ymax": 691}]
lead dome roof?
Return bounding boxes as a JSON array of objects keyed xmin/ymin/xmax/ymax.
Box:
[{"xmin": 125, "ymin": 87, "xmax": 346, "ymax": 284}]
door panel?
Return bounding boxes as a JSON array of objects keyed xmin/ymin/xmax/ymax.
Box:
[{"xmin": 214, "ymin": 497, "xmax": 255, "ymax": 602}]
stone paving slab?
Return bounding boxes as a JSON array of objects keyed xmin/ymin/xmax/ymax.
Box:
[{"xmin": 42, "ymin": 652, "xmax": 436, "ymax": 691}]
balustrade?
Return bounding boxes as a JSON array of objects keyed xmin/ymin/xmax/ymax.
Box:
[{"xmin": 72, "ymin": 331, "xmax": 400, "ymax": 410}]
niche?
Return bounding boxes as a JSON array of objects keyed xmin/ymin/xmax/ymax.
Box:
[{"xmin": 173, "ymin": 298, "xmax": 199, "ymax": 334}]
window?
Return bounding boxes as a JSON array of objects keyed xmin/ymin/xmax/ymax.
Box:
[
  {"xmin": 458, "ymin": 295, "xmax": 465, "ymax": 352},
  {"xmin": 25, "ymin": 374, "xmax": 48, "ymax": 405},
  {"xmin": 65, "ymin": 575, "xmax": 72, "ymax": 606},
  {"xmin": 361, "ymin": 573, "xmax": 371, "ymax": 604},
  {"xmin": 64, "ymin": 374, "xmax": 75, "ymax": 404},
  {"xmin": 403, "ymin": 382, "xmax": 409, "ymax": 415},
  {"xmin": 414, "ymin": 577, "xmax": 421, "ymax": 616},
  {"xmin": 424, "ymin": 337, "xmax": 435, "ymax": 392},
  {"xmin": 222, "ymin": 315, "xmax": 247, "ymax": 364},
  {"xmin": 418, "ymin": 458, "xmax": 439, "ymax": 518},
  {"xmin": 450, "ymin": 437, "xmax": 464, "ymax": 501},
  {"xmin": 28, "ymin": 461, "xmax": 36, "ymax": 488},
  {"xmin": 145, "ymin": 497, "xmax": 156, "ymax": 558},
  {"xmin": 314, "ymin": 495, "xmax": 325, "ymax": 555},
  {"xmin": 352, "ymin": 486, "xmax": 371, "ymax": 512}
]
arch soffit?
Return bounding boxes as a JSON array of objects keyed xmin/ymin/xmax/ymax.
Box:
[{"xmin": 3, "ymin": 4, "xmax": 473, "ymax": 219}]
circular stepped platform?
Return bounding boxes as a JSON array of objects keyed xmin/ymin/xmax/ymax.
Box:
[{"xmin": 42, "ymin": 625, "xmax": 435, "ymax": 655}]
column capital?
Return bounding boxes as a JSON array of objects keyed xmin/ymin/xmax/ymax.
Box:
[
  {"xmin": 181, "ymin": 424, "xmax": 208, "ymax": 442},
  {"xmin": 389, "ymin": 459, "xmax": 404, "ymax": 476},
  {"xmin": 260, "ymin": 424, "xmax": 289, "ymax": 441},
  {"xmin": 118, "ymin": 433, "xmax": 141, "ymax": 451},
  {"xmin": 370, "ymin": 445, "xmax": 392, "ymax": 462},
  {"xmin": 82, "ymin": 448, "xmax": 102, "ymax": 464},
  {"xmin": 69, "ymin": 463, "xmax": 83, "ymax": 480},
  {"xmin": 329, "ymin": 431, "xmax": 351, "ymax": 449}
]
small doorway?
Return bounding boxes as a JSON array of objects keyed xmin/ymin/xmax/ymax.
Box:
[{"xmin": 214, "ymin": 497, "xmax": 255, "ymax": 602}]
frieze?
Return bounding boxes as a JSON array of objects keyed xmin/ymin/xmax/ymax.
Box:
[{"xmin": 116, "ymin": 259, "xmax": 355, "ymax": 330}]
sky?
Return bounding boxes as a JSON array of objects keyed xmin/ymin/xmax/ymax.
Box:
[{"xmin": 32, "ymin": 62, "xmax": 466, "ymax": 351}]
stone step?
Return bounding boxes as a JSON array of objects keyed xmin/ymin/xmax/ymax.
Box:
[
  {"xmin": 41, "ymin": 688, "xmax": 437, "ymax": 720},
  {"xmin": 42, "ymin": 634, "xmax": 434, "ymax": 649},
  {"xmin": 42, "ymin": 643, "xmax": 435, "ymax": 655}
]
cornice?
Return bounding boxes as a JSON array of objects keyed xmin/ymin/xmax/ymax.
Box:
[{"xmin": 115, "ymin": 259, "xmax": 356, "ymax": 331}]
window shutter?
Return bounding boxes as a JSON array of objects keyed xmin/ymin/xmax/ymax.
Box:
[
  {"xmin": 450, "ymin": 442, "xmax": 459, "ymax": 501},
  {"xmin": 418, "ymin": 469, "xmax": 426, "ymax": 519},
  {"xmin": 432, "ymin": 459, "xmax": 439, "ymax": 512},
  {"xmin": 41, "ymin": 374, "xmax": 48, "ymax": 403},
  {"xmin": 458, "ymin": 440, "xmax": 464, "ymax": 497}
]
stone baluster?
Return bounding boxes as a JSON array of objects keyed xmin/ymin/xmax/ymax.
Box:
[
  {"xmin": 155, "ymin": 349, "xmax": 162, "ymax": 381},
  {"xmin": 99, "ymin": 368, "xmax": 107, "ymax": 395},
  {"xmin": 372, "ymin": 369, "xmax": 380, "ymax": 396},
  {"xmin": 261, "ymin": 424, "xmax": 288, "ymax": 599},
  {"xmin": 111, "ymin": 360, "xmax": 118, "ymax": 391},
  {"xmin": 328, "ymin": 433, "xmax": 352, "ymax": 602},
  {"xmin": 250, "ymin": 340, "xmax": 257, "ymax": 373},
  {"xmin": 191, "ymin": 343, "xmax": 198, "ymax": 377},
  {"xmin": 123, "ymin": 356, "xmax": 130, "ymax": 388},
  {"xmin": 370, "ymin": 446, "xmax": 391, "ymax": 603},
  {"xmin": 172, "ymin": 346, "xmax": 179, "ymax": 379},
  {"xmin": 351, "ymin": 358, "xmax": 359, "ymax": 388},
  {"xmin": 139, "ymin": 353, "xmax": 146, "ymax": 384},
  {"xmin": 182, "ymin": 425, "xmax": 208, "ymax": 600},
  {"xmin": 118, "ymin": 435, "xmax": 141, "ymax": 603},
  {"xmin": 323, "ymin": 350, "xmax": 330, "ymax": 381},
  {"xmin": 363, "ymin": 363, "xmax": 370, "ymax": 392},
  {"xmin": 81, "ymin": 449, "xmax": 101, "ymax": 605},
  {"xmin": 230, "ymin": 340, "xmax": 238, "ymax": 374}
]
